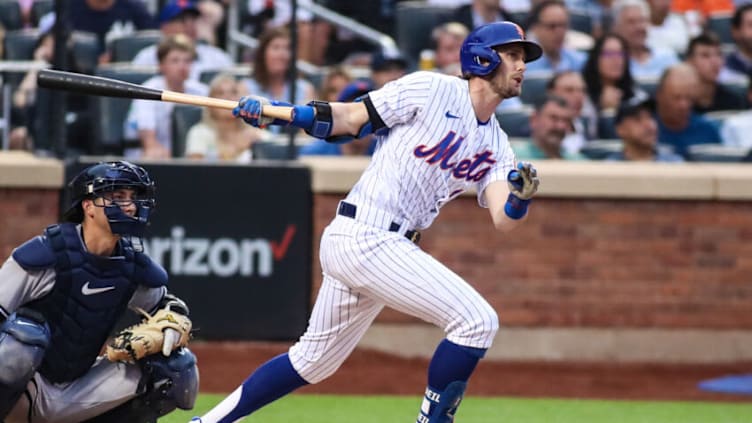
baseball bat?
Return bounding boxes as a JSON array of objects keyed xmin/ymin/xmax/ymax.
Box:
[{"xmin": 36, "ymin": 69, "xmax": 294, "ymax": 121}]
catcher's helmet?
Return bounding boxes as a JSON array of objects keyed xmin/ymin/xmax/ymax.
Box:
[
  {"xmin": 460, "ymin": 21, "xmax": 543, "ymax": 76},
  {"xmin": 63, "ymin": 160, "xmax": 155, "ymax": 237}
]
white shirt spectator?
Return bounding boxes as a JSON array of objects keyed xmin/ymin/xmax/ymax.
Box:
[
  {"xmin": 132, "ymin": 43, "xmax": 234, "ymax": 81},
  {"xmin": 647, "ymin": 13, "xmax": 691, "ymax": 55},
  {"xmin": 720, "ymin": 111, "xmax": 752, "ymax": 148},
  {"xmin": 124, "ymin": 75, "xmax": 208, "ymax": 158},
  {"xmin": 247, "ymin": 0, "xmax": 313, "ymax": 26}
]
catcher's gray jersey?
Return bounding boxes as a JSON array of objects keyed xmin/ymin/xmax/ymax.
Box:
[{"xmin": 0, "ymin": 225, "xmax": 165, "ymax": 423}]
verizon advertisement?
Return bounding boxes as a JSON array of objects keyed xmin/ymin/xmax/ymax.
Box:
[{"xmin": 65, "ymin": 161, "xmax": 312, "ymax": 341}]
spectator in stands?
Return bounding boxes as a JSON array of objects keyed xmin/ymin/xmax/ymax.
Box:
[
  {"xmin": 525, "ymin": 0, "xmax": 587, "ymax": 73},
  {"xmin": 132, "ymin": 0, "xmax": 233, "ymax": 81},
  {"xmin": 720, "ymin": 78, "xmax": 752, "ymax": 148},
  {"xmin": 54, "ymin": 0, "xmax": 158, "ymax": 60},
  {"xmin": 319, "ymin": 66, "xmax": 353, "ymax": 102},
  {"xmin": 608, "ymin": 94, "xmax": 684, "ymax": 161},
  {"xmin": 547, "ymin": 71, "xmax": 598, "ymax": 152},
  {"xmin": 124, "ymin": 34, "xmax": 209, "ymax": 159},
  {"xmin": 725, "ymin": 4, "xmax": 752, "ymax": 79},
  {"xmin": 452, "ymin": 0, "xmax": 510, "ymax": 30},
  {"xmin": 369, "ymin": 50, "xmax": 409, "ymax": 89},
  {"xmin": 430, "ymin": 22, "xmax": 470, "ymax": 76},
  {"xmin": 245, "ymin": 0, "xmax": 328, "ymax": 65},
  {"xmin": 564, "ymin": 0, "xmax": 615, "ymax": 39},
  {"xmin": 612, "ymin": 0, "xmax": 679, "ymax": 79},
  {"xmin": 298, "ymin": 83, "xmax": 377, "ymax": 156},
  {"xmin": 581, "ymin": 33, "xmax": 643, "ymax": 125},
  {"xmin": 243, "ymin": 26, "xmax": 315, "ymax": 106},
  {"xmin": 685, "ymin": 32, "xmax": 748, "ymax": 112},
  {"xmin": 513, "ymin": 95, "xmax": 588, "ymax": 159},
  {"xmin": 671, "ymin": 0, "xmax": 734, "ymax": 26},
  {"xmin": 655, "ymin": 63, "xmax": 722, "ymax": 157},
  {"xmin": 646, "ymin": 0, "xmax": 693, "ymax": 55},
  {"xmin": 320, "ymin": 0, "xmax": 404, "ymax": 65},
  {"xmin": 184, "ymin": 74, "xmax": 270, "ymax": 162}
]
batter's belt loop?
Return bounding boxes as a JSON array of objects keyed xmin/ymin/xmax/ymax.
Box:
[{"xmin": 337, "ymin": 201, "xmax": 421, "ymax": 244}]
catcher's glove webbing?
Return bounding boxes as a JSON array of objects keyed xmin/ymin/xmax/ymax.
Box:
[{"xmin": 106, "ymin": 307, "xmax": 192, "ymax": 362}]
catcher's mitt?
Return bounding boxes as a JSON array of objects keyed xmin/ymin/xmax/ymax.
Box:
[{"xmin": 106, "ymin": 307, "xmax": 192, "ymax": 363}]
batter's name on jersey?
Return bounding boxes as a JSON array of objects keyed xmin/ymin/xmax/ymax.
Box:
[
  {"xmin": 414, "ymin": 131, "xmax": 496, "ymax": 182},
  {"xmin": 141, "ymin": 225, "xmax": 297, "ymax": 278}
]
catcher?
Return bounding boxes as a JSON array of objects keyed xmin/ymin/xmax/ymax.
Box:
[{"xmin": 0, "ymin": 161, "xmax": 198, "ymax": 423}]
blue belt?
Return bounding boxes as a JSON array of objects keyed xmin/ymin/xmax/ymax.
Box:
[{"xmin": 337, "ymin": 201, "xmax": 421, "ymax": 244}]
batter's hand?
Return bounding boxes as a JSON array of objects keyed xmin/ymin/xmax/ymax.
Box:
[
  {"xmin": 233, "ymin": 95, "xmax": 275, "ymax": 128},
  {"xmin": 507, "ymin": 162, "xmax": 539, "ymax": 200}
]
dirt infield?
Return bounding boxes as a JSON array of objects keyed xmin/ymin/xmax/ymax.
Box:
[{"xmin": 190, "ymin": 341, "xmax": 752, "ymax": 402}]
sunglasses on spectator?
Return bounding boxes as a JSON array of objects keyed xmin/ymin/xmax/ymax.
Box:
[{"xmin": 600, "ymin": 50, "xmax": 624, "ymax": 58}]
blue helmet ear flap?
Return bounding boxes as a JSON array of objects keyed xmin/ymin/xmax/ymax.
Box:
[{"xmin": 463, "ymin": 44, "xmax": 501, "ymax": 76}]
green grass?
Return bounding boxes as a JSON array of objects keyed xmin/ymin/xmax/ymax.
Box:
[{"xmin": 162, "ymin": 394, "xmax": 752, "ymax": 423}]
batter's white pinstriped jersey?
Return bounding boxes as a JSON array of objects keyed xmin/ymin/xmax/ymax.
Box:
[
  {"xmin": 348, "ymin": 71, "xmax": 517, "ymax": 230},
  {"xmin": 287, "ymin": 71, "xmax": 514, "ymax": 384}
]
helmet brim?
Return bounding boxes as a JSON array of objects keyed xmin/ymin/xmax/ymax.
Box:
[{"xmin": 511, "ymin": 40, "xmax": 543, "ymax": 63}]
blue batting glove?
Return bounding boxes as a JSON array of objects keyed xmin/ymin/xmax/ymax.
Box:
[{"xmin": 233, "ymin": 95, "xmax": 272, "ymax": 128}]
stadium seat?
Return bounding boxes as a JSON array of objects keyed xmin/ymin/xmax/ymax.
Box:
[
  {"xmin": 30, "ymin": 0, "xmax": 53, "ymax": 27},
  {"xmin": 496, "ymin": 106, "xmax": 532, "ymax": 138},
  {"xmin": 89, "ymin": 65, "xmax": 156, "ymax": 154},
  {"xmin": 579, "ymin": 139, "xmax": 622, "ymax": 160},
  {"xmin": 707, "ymin": 13, "xmax": 733, "ymax": 46},
  {"xmin": 507, "ymin": 11, "xmax": 529, "ymax": 27},
  {"xmin": 395, "ymin": 1, "xmax": 454, "ymax": 66},
  {"xmin": 108, "ymin": 30, "xmax": 163, "ymax": 63},
  {"xmin": 252, "ymin": 140, "xmax": 299, "ymax": 160},
  {"xmin": 635, "ymin": 77, "xmax": 660, "ymax": 97},
  {"xmin": 686, "ymin": 143, "xmax": 749, "ymax": 162},
  {"xmin": 3, "ymin": 29, "xmax": 40, "ymax": 61},
  {"xmin": 171, "ymin": 105, "xmax": 203, "ymax": 158},
  {"xmin": 568, "ymin": 9, "xmax": 592, "ymax": 34},
  {"xmin": 596, "ymin": 114, "xmax": 618, "ymax": 139},
  {"xmin": 519, "ymin": 71, "xmax": 552, "ymax": 106},
  {"xmin": 71, "ymin": 31, "xmax": 100, "ymax": 74},
  {"xmin": 0, "ymin": 0, "xmax": 23, "ymax": 31}
]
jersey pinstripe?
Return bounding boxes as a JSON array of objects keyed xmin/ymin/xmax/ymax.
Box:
[
  {"xmin": 349, "ymin": 71, "xmax": 517, "ymax": 230},
  {"xmin": 287, "ymin": 72, "xmax": 512, "ymax": 384}
]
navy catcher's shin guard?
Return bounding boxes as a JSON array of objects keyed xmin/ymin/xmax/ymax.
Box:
[
  {"xmin": 0, "ymin": 309, "xmax": 50, "ymax": 419},
  {"xmin": 83, "ymin": 348, "xmax": 199, "ymax": 423},
  {"xmin": 416, "ymin": 381, "xmax": 467, "ymax": 423}
]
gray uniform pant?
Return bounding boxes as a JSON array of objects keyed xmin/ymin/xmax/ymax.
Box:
[{"xmin": 6, "ymin": 356, "xmax": 141, "ymax": 423}]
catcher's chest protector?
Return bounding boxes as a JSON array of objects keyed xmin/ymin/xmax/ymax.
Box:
[{"xmin": 23, "ymin": 224, "xmax": 141, "ymax": 383}]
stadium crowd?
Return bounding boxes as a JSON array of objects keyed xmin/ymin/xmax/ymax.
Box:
[{"xmin": 1, "ymin": 0, "xmax": 751, "ymax": 162}]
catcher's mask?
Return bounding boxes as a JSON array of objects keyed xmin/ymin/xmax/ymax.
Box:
[{"xmin": 63, "ymin": 160, "xmax": 156, "ymax": 238}]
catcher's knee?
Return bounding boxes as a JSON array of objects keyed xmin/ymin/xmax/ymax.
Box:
[
  {"xmin": 139, "ymin": 347, "xmax": 199, "ymax": 412},
  {"xmin": 0, "ymin": 309, "xmax": 50, "ymax": 418}
]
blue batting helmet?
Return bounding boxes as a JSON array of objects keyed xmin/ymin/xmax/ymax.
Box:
[
  {"xmin": 460, "ymin": 21, "xmax": 543, "ymax": 76},
  {"xmin": 63, "ymin": 160, "xmax": 156, "ymax": 237}
]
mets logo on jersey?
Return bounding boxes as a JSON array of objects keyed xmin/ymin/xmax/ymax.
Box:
[{"xmin": 413, "ymin": 131, "xmax": 496, "ymax": 182}]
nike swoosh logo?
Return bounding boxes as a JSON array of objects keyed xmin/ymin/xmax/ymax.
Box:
[
  {"xmin": 81, "ymin": 282, "xmax": 116, "ymax": 295},
  {"xmin": 445, "ymin": 111, "xmax": 460, "ymax": 119}
]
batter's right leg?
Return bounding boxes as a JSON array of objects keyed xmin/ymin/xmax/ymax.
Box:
[
  {"xmin": 0, "ymin": 309, "xmax": 50, "ymax": 419},
  {"xmin": 195, "ymin": 275, "xmax": 382, "ymax": 423}
]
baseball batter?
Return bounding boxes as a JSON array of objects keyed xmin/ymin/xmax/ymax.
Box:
[{"xmin": 193, "ymin": 21, "xmax": 542, "ymax": 423}]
